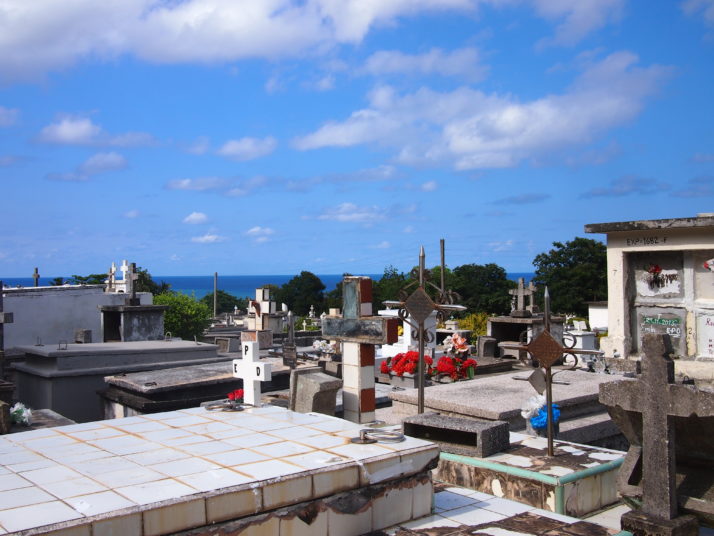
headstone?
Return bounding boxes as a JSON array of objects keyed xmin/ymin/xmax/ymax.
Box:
[
  {"xmin": 74, "ymin": 329, "xmax": 92, "ymax": 343},
  {"xmin": 282, "ymin": 311, "xmax": 298, "ymax": 368},
  {"xmin": 509, "ymin": 277, "xmax": 534, "ymax": 318},
  {"xmin": 215, "ymin": 337, "xmax": 240, "ymax": 353},
  {"xmin": 233, "ymin": 341, "xmax": 272, "ymax": 407},
  {"xmin": 478, "ymin": 336, "xmax": 497, "ymax": 358},
  {"xmin": 289, "ymin": 366, "xmax": 343, "ymax": 415},
  {"xmin": 0, "ymin": 281, "xmax": 13, "ymax": 378},
  {"xmin": 322, "ymin": 276, "xmax": 398, "ymax": 423},
  {"xmin": 600, "ymin": 333, "xmax": 704, "ymax": 535}
]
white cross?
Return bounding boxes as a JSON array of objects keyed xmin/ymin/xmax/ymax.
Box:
[{"xmin": 233, "ymin": 341, "xmax": 272, "ymax": 407}]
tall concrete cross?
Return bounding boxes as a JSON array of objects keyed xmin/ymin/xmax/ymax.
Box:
[
  {"xmin": 32, "ymin": 267, "xmax": 40, "ymax": 287},
  {"xmin": 509, "ymin": 277, "xmax": 533, "ymax": 317},
  {"xmin": 233, "ymin": 341, "xmax": 272, "ymax": 407},
  {"xmin": 128, "ymin": 262, "xmax": 140, "ymax": 305},
  {"xmin": 601, "ymin": 334, "xmax": 702, "ymax": 535},
  {"xmin": 322, "ymin": 276, "xmax": 398, "ymax": 423}
]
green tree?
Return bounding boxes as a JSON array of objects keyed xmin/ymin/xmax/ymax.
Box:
[
  {"xmin": 69, "ymin": 273, "xmax": 107, "ymax": 285},
  {"xmin": 532, "ymin": 237, "xmax": 607, "ymax": 316},
  {"xmin": 200, "ymin": 290, "xmax": 247, "ymax": 315},
  {"xmin": 154, "ymin": 292, "xmax": 211, "ymax": 340},
  {"xmin": 276, "ymin": 271, "xmax": 325, "ymax": 316},
  {"xmin": 452, "ymin": 263, "xmax": 515, "ymax": 315},
  {"xmin": 135, "ymin": 267, "xmax": 171, "ymax": 294},
  {"xmin": 49, "ymin": 277, "xmax": 67, "ymax": 286},
  {"xmin": 372, "ymin": 265, "xmax": 407, "ymax": 310}
]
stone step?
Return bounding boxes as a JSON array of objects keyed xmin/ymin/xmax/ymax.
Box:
[{"xmin": 557, "ymin": 411, "xmax": 626, "ymax": 450}]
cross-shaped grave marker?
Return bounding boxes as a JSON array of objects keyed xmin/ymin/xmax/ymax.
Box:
[
  {"xmin": 127, "ymin": 262, "xmax": 140, "ymax": 305},
  {"xmin": 233, "ymin": 340, "xmax": 272, "ymax": 407},
  {"xmin": 32, "ymin": 267, "xmax": 40, "ymax": 287},
  {"xmin": 600, "ymin": 333, "xmax": 703, "ymax": 535},
  {"xmin": 509, "ymin": 277, "xmax": 534, "ymax": 317},
  {"xmin": 322, "ymin": 276, "xmax": 398, "ymax": 423}
]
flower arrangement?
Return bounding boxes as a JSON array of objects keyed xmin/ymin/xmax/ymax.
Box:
[
  {"xmin": 521, "ymin": 394, "xmax": 560, "ymax": 430},
  {"xmin": 380, "ymin": 351, "xmax": 433, "ymax": 377},
  {"xmin": 443, "ymin": 333, "xmax": 469, "ymax": 356},
  {"xmin": 312, "ymin": 340, "xmax": 337, "ymax": 354},
  {"xmin": 227, "ymin": 389, "xmax": 244, "ymax": 402},
  {"xmin": 435, "ymin": 355, "xmax": 478, "ymax": 380},
  {"xmin": 10, "ymin": 402, "xmax": 32, "ymax": 426}
]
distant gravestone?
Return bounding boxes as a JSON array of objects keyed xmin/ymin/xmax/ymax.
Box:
[
  {"xmin": 282, "ymin": 311, "xmax": 298, "ymax": 368},
  {"xmin": 509, "ymin": 277, "xmax": 533, "ymax": 318},
  {"xmin": 233, "ymin": 341, "xmax": 272, "ymax": 407}
]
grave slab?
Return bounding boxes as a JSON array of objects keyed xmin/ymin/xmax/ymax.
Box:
[
  {"xmin": 12, "ymin": 341, "xmax": 223, "ymax": 422},
  {"xmin": 0, "ymin": 406, "xmax": 439, "ymax": 536}
]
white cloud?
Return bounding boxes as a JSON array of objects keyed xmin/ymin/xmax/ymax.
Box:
[
  {"xmin": 0, "ymin": 0, "xmax": 479, "ymax": 83},
  {"xmin": 318, "ymin": 202, "xmax": 384, "ymax": 223},
  {"xmin": 374, "ymin": 240, "xmax": 390, "ymax": 249},
  {"xmin": 421, "ymin": 180, "xmax": 438, "ymax": 192},
  {"xmin": 47, "ymin": 151, "xmax": 127, "ymax": 181},
  {"xmin": 244, "ymin": 226, "xmax": 275, "ymax": 243},
  {"xmin": 362, "ymin": 47, "xmax": 487, "ymax": 81},
  {"xmin": 78, "ymin": 152, "xmax": 127, "ymax": 175},
  {"xmin": 191, "ymin": 233, "xmax": 225, "ymax": 243},
  {"xmin": 296, "ymin": 52, "xmax": 671, "ymax": 170},
  {"xmin": 166, "ymin": 177, "xmax": 226, "ymax": 191},
  {"xmin": 403, "ymin": 225, "xmax": 415, "ymax": 233},
  {"xmin": 217, "ymin": 137, "xmax": 277, "ymax": 161},
  {"xmin": 183, "ymin": 211, "xmax": 208, "ymax": 224},
  {"xmin": 38, "ymin": 117, "xmax": 153, "ymax": 146},
  {"xmin": 186, "ymin": 136, "xmax": 210, "ymax": 155},
  {"xmin": 0, "ymin": 106, "xmax": 19, "ymax": 127},
  {"xmin": 683, "ymin": 0, "xmax": 714, "ymax": 25},
  {"xmin": 124, "ymin": 209, "xmax": 140, "ymax": 219},
  {"xmin": 532, "ymin": 0, "xmax": 625, "ymax": 47},
  {"xmin": 488, "ymin": 239, "xmax": 514, "ymax": 252}
]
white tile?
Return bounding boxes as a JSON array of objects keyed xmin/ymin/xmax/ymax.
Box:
[
  {"xmin": 0, "ymin": 501, "xmax": 83, "ymax": 532},
  {"xmin": 537, "ymin": 509, "xmax": 581, "ymax": 523},
  {"xmin": 124, "ymin": 448, "xmax": 190, "ymax": 466},
  {"xmin": 111, "ymin": 421, "xmax": 170, "ymax": 434},
  {"xmin": 204, "ymin": 449, "xmax": 268, "ymax": 466},
  {"xmin": 66, "ymin": 490, "xmax": 136, "ymax": 516},
  {"xmin": 20, "ymin": 465, "xmax": 84, "ymax": 485},
  {"xmin": 69, "ymin": 456, "xmax": 141, "ymax": 476},
  {"xmin": 141, "ymin": 427, "xmax": 193, "ymax": 443},
  {"xmin": 434, "ymin": 491, "xmax": 481, "ymax": 512},
  {"xmin": 151, "ymin": 457, "xmax": 220, "ymax": 477},
  {"xmin": 0, "ymin": 473, "xmax": 32, "ymax": 492},
  {"xmin": 283, "ymin": 451, "xmax": 350, "ymax": 470},
  {"xmin": 116, "ymin": 478, "xmax": 196, "ymax": 505},
  {"xmin": 161, "ymin": 434, "xmax": 212, "ymax": 447},
  {"xmin": 0, "ymin": 485, "xmax": 55, "ymax": 509},
  {"xmin": 308, "ymin": 419, "xmax": 362, "ymax": 433},
  {"xmin": 0, "ymin": 450, "xmax": 45, "ymax": 466},
  {"xmin": 265, "ymin": 426, "xmax": 322, "ymax": 440},
  {"xmin": 176, "ymin": 440, "xmax": 236, "ymax": 456},
  {"xmin": 177, "ymin": 468, "xmax": 253, "ymax": 492},
  {"xmin": 441, "ymin": 504, "xmax": 506, "ymax": 525},
  {"xmin": 477, "ymin": 496, "xmax": 532, "ymax": 516},
  {"xmin": 38, "ymin": 477, "xmax": 108, "ymax": 499},
  {"xmin": 67, "ymin": 427, "xmax": 123, "ymax": 441},
  {"xmin": 4, "ymin": 428, "xmax": 58, "ymax": 443},
  {"xmin": 161, "ymin": 414, "xmax": 213, "ymax": 427},
  {"xmin": 294, "ymin": 434, "xmax": 347, "ymax": 449},
  {"xmin": 222, "ymin": 432, "xmax": 281, "ymax": 448},
  {"xmin": 327, "ymin": 443, "xmax": 394, "ymax": 460},
  {"xmin": 442, "ymin": 486, "xmax": 493, "ymax": 501},
  {"xmin": 5, "ymin": 458, "xmax": 56, "ymax": 472},
  {"xmin": 235, "ymin": 459, "xmax": 305, "ymax": 480},
  {"xmin": 184, "ymin": 421, "xmax": 235, "ymax": 435},
  {"xmin": 258, "ymin": 441, "xmax": 314, "ymax": 457},
  {"xmin": 89, "ymin": 436, "xmax": 162, "ymax": 455},
  {"xmin": 58, "ymin": 422, "xmax": 104, "ymax": 433},
  {"xmin": 270, "ymin": 412, "xmax": 325, "ymax": 425},
  {"xmin": 92, "ymin": 466, "xmax": 166, "ymax": 488},
  {"xmin": 399, "ymin": 514, "xmax": 461, "ymax": 530}
]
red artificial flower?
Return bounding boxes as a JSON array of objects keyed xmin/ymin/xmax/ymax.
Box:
[
  {"xmin": 227, "ymin": 389, "xmax": 244, "ymax": 401},
  {"xmin": 648, "ymin": 264, "xmax": 662, "ymax": 274},
  {"xmin": 462, "ymin": 358, "xmax": 478, "ymax": 370},
  {"xmin": 380, "ymin": 360, "xmax": 390, "ymax": 374}
]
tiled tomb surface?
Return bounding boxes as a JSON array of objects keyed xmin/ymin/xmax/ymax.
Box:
[
  {"xmin": 0, "ymin": 405, "xmax": 439, "ymax": 535},
  {"xmin": 379, "ymin": 485, "xmax": 627, "ymax": 536},
  {"xmin": 435, "ymin": 433, "xmax": 624, "ymax": 517}
]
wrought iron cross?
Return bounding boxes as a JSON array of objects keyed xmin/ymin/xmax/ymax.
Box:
[
  {"xmin": 384, "ymin": 243, "xmax": 465, "ymax": 413},
  {"xmin": 501, "ymin": 287, "xmax": 600, "ymax": 456}
]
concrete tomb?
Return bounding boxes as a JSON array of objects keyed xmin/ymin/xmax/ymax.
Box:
[
  {"xmin": 0, "ymin": 406, "xmax": 439, "ymax": 535},
  {"xmin": 243, "ymin": 287, "xmax": 285, "ymax": 349},
  {"xmin": 600, "ymin": 333, "xmax": 714, "ymax": 533},
  {"xmin": 12, "ymin": 340, "xmax": 223, "ymax": 422},
  {"xmin": 390, "ymin": 369, "xmax": 623, "ymax": 448},
  {"xmin": 586, "ymin": 214, "xmax": 714, "ymax": 382}
]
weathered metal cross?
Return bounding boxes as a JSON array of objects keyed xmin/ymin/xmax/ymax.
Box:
[
  {"xmin": 501, "ymin": 287, "xmax": 600, "ymax": 456},
  {"xmin": 383, "ymin": 245, "xmax": 465, "ymax": 414},
  {"xmin": 322, "ymin": 276, "xmax": 398, "ymax": 423}
]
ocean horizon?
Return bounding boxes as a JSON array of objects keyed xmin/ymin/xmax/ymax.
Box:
[{"xmin": 1, "ymin": 272, "xmax": 535, "ymax": 299}]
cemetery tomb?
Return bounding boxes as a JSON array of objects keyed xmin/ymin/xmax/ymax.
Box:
[
  {"xmin": 585, "ymin": 214, "xmax": 714, "ymax": 376},
  {"xmin": 12, "ymin": 340, "xmax": 223, "ymax": 423},
  {"xmin": 0, "ymin": 406, "xmax": 438, "ymax": 535}
]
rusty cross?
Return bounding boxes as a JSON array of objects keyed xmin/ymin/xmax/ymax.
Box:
[{"xmin": 384, "ymin": 244, "xmax": 465, "ymax": 414}]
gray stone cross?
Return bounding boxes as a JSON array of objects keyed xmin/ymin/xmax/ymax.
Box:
[
  {"xmin": 509, "ymin": 277, "xmax": 534, "ymax": 317},
  {"xmin": 600, "ymin": 334, "xmax": 706, "ymax": 534}
]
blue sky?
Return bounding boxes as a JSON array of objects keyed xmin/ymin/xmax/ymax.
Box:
[{"xmin": 1, "ymin": 0, "xmax": 713, "ymax": 277}]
